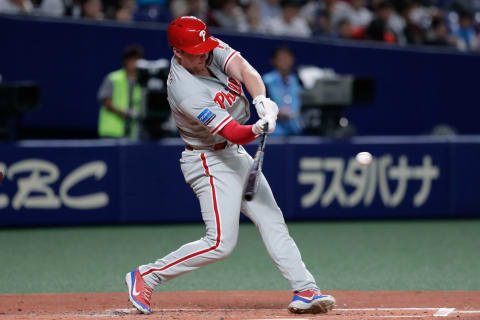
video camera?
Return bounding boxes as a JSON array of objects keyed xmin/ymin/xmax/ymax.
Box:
[
  {"xmin": 135, "ymin": 59, "xmax": 174, "ymax": 139},
  {"xmin": 298, "ymin": 67, "xmax": 374, "ymax": 137},
  {"xmin": 0, "ymin": 81, "xmax": 40, "ymax": 140}
]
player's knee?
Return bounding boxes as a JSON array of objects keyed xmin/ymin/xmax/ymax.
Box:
[{"xmin": 215, "ymin": 235, "xmax": 237, "ymax": 258}]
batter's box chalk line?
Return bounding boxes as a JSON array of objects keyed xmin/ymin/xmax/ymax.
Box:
[
  {"xmin": 433, "ymin": 308, "xmax": 456, "ymax": 317},
  {"xmin": 91, "ymin": 307, "xmax": 480, "ymax": 318}
]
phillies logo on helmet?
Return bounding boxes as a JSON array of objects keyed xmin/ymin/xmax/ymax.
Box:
[
  {"xmin": 167, "ymin": 16, "xmax": 219, "ymax": 54},
  {"xmin": 199, "ymin": 30, "xmax": 206, "ymax": 42}
]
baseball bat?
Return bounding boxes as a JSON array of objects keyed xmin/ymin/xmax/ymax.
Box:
[{"xmin": 244, "ymin": 123, "xmax": 268, "ymax": 201}]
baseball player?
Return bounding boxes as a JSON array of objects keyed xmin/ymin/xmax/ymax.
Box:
[{"xmin": 125, "ymin": 16, "xmax": 336, "ymax": 315}]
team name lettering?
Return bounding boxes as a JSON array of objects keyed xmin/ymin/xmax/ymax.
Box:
[
  {"xmin": 227, "ymin": 78, "xmax": 242, "ymax": 95},
  {"xmin": 213, "ymin": 77, "xmax": 243, "ymax": 109}
]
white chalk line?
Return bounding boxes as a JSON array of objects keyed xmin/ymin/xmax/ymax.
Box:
[
  {"xmin": 434, "ymin": 308, "xmax": 455, "ymax": 317},
  {"xmin": 91, "ymin": 307, "xmax": 480, "ymax": 318},
  {"xmin": 336, "ymin": 308, "xmax": 439, "ymax": 311},
  {"xmin": 367, "ymin": 317, "xmax": 425, "ymax": 319},
  {"xmin": 105, "ymin": 307, "xmax": 440, "ymax": 312},
  {"xmin": 251, "ymin": 318, "xmax": 311, "ymax": 320}
]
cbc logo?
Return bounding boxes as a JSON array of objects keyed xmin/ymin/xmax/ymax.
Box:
[{"xmin": 0, "ymin": 159, "xmax": 109, "ymax": 210}]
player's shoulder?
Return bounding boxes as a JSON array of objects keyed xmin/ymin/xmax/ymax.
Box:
[
  {"xmin": 167, "ymin": 58, "xmax": 208, "ymax": 105},
  {"xmin": 210, "ymin": 38, "xmax": 240, "ymax": 73},
  {"xmin": 212, "ymin": 37, "xmax": 232, "ymax": 52}
]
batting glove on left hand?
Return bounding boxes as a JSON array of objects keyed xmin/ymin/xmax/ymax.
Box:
[{"xmin": 252, "ymin": 95, "xmax": 279, "ymax": 120}]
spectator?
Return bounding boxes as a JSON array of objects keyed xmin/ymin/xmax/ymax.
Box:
[
  {"xmin": 259, "ymin": 0, "xmax": 281, "ymax": 20},
  {"xmin": 265, "ymin": 0, "xmax": 311, "ymax": 37},
  {"xmin": 207, "ymin": 0, "xmax": 247, "ymax": 31},
  {"xmin": 452, "ymin": 11, "xmax": 478, "ymax": 51},
  {"xmin": 0, "ymin": 0, "xmax": 33, "ymax": 14},
  {"xmin": 36, "ymin": 0, "xmax": 65, "ymax": 16},
  {"xmin": 97, "ymin": 45, "xmax": 144, "ymax": 139},
  {"xmin": 424, "ymin": 17, "xmax": 456, "ymax": 47},
  {"xmin": 81, "ymin": 0, "xmax": 103, "ymax": 19},
  {"xmin": 333, "ymin": 18, "xmax": 354, "ymax": 39},
  {"xmin": 64, "ymin": 0, "xmax": 82, "ymax": 17},
  {"xmin": 310, "ymin": 9, "xmax": 332, "ymax": 36},
  {"xmin": 170, "ymin": 0, "xmax": 207, "ymax": 21},
  {"xmin": 240, "ymin": 0, "xmax": 268, "ymax": 33},
  {"xmin": 329, "ymin": 0, "xmax": 373, "ymax": 30},
  {"xmin": 134, "ymin": 0, "xmax": 171, "ymax": 22},
  {"xmin": 329, "ymin": 0, "xmax": 355, "ymax": 29},
  {"xmin": 114, "ymin": 0, "xmax": 137, "ymax": 21},
  {"xmin": 262, "ymin": 46, "xmax": 303, "ymax": 136},
  {"xmin": 365, "ymin": 1, "xmax": 396, "ymax": 43},
  {"xmin": 401, "ymin": 1, "xmax": 424, "ymax": 45},
  {"xmin": 347, "ymin": 0, "xmax": 373, "ymax": 28},
  {"xmin": 299, "ymin": 0, "xmax": 319, "ymax": 29}
]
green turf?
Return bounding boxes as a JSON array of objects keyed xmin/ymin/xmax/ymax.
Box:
[{"xmin": 0, "ymin": 220, "xmax": 479, "ymax": 294}]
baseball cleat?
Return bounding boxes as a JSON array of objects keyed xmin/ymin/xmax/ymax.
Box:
[
  {"xmin": 125, "ymin": 269, "xmax": 153, "ymax": 314},
  {"xmin": 288, "ymin": 290, "xmax": 336, "ymax": 314}
]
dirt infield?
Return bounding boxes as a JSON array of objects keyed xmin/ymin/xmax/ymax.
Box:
[{"xmin": 0, "ymin": 291, "xmax": 479, "ymax": 319}]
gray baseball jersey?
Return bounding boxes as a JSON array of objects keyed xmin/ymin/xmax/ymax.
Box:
[
  {"xmin": 167, "ymin": 41, "xmax": 250, "ymax": 147},
  {"xmin": 138, "ymin": 39, "xmax": 320, "ymax": 295}
]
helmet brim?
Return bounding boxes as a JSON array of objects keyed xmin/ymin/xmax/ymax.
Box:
[{"xmin": 181, "ymin": 37, "xmax": 219, "ymax": 55}]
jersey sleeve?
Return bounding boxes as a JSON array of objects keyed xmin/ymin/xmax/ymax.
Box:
[
  {"xmin": 178, "ymin": 92, "xmax": 233, "ymax": 135},
  {"xmin": 210, "ymin": 38, "xmax": 241, "ymax": 74}
]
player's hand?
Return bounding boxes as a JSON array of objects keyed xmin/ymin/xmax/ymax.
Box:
[
  {"xmin": 263, "ymin": 98, "xmax": 279, "ymax": 120},
  {"xmin": 264, "ymin": 114, "xmax": 276, "ymax": 133},
  {"xmin": 252, "ymin": 95, "xmax": 278, "ymax": 120},
  {"xmin": 252, "ymin": 118, "xmax": 275, "ymax": 135}
]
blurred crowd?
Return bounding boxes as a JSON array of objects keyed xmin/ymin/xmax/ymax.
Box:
[{"xmin": 1, "ymin": 0, "xmax": 479, "ymax": 51}]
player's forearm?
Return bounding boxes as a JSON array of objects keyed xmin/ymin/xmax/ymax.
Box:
[
  {"xmin": 227, "ymin": 55, "xmax": 266, "ymax": 99},
  {"xmin": 218, "ymin": 120, "xmax": 257, "ymax": 145},
  {"xmin": 241, "ymin": 66, "xmax": 266, "ymax": 99}
]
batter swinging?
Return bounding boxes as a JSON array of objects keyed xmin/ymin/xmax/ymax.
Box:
[{"xmin": 125, "ymin": 16, "xmax": 336, "ymax": 315}]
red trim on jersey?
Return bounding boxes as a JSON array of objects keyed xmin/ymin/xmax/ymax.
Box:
[
  {"xmin": 223, "ymin": 51, "xmax": 239, "ymax": 73},
  {"xmin": 211, "ymin": 115, "xmax": 232, "ymax": 134},
  {"xmin": 218, "ymin": 120, "xmax": 256, "ymax": 145},
  {"xmin": 141, "ymin": 153, "xmax": 221, "ymax": 278}
]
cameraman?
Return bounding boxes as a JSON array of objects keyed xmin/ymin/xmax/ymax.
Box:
[{"xmin": 97, "ymin": 45, "xmax": 144, "ymax": 139}]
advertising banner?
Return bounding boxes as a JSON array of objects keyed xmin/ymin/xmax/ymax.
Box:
[{"xmin": 1, "ymin": 137, "xmax": 479, "ymax": 226}]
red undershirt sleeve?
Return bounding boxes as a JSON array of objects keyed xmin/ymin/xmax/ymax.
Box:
[{"xmin": 218, "ymin": 119, "xmax": 257, "ymax": 145}]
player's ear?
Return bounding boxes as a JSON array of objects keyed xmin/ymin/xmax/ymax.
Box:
[
  {"xmin": 206, "ymin": 51, "xmax": 213, "ymax": 65},
  {"xmin": 172, "ymin": 47, "xmax": 182, "ymax": 59}
]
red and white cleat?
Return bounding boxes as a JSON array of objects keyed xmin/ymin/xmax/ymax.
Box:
[
  {"xmin": 288, "ymin": 290, "xmax": 336, "ymax": 314},
  {"xmin": 125, "ymin": 269, "xmax": 153, "ymax": 314}
]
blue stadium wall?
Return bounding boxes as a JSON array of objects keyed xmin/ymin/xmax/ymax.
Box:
[
  {"xmin": 2, "ymin": 15, "xmax": 480, "ymax": 226},
  {"xmin": 0, "ymin": 137, "xmax": 479, "ymax": 226},
  {"xmin": 1, "ymin": 14, "xmax": 480, "ymax": 135}
]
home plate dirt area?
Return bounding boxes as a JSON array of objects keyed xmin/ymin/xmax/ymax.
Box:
[{"xmin": 0, "ymin": 291, "xmax": 479, "ymax": 319}]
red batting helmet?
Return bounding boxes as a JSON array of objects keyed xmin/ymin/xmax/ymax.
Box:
[{"xmin": 168, "ymin": 16, "xmax": 219, "ymax": 55}]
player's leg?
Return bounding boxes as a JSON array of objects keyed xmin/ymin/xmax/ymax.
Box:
[
  {"xmin": 238, "ymin": 147, "xmax": 335, "ymax": 314},
  {"xmin": 241, "ymin": 172, "xmax": 317, "ymax": 291},
  {"xmin": 126, "ymin": 149, "xmax": 245, "ymax": 314}
]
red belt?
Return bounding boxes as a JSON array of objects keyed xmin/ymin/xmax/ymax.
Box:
[{"xmin": 185, "ymin": 141, "xmax": 228, "ymax": 151}]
